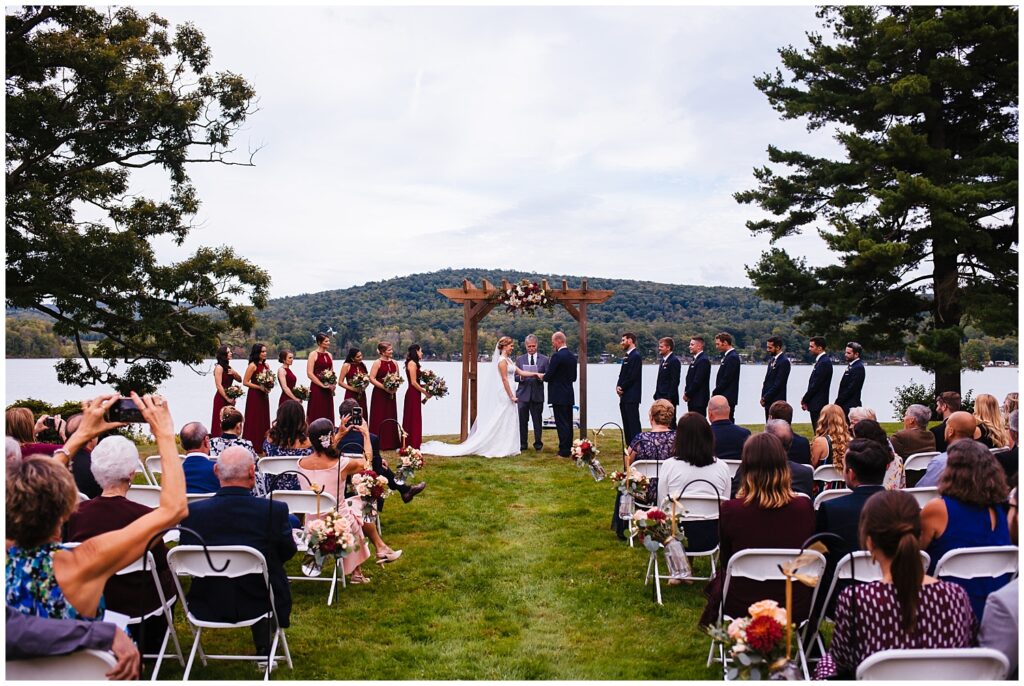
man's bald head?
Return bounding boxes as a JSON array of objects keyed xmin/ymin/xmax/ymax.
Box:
[
  {"xmin": 946, "ymin": 411, "xmax": 978, "ymax": 444},
  {"xmin": 708, "ymin": 395, "xmax": 731, "ymax": 421},
  {"xmin": 214, "ymin": 446, "xmax": 255, "ymax": 487},
  {"xmin": 552, "ymin": 331, "xmax": 566, "ymax": 347}
]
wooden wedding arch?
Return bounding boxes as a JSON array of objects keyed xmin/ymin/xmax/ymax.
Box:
[{"xmin": 438, "ymin": 278, "xmax": 614, "ymax": 441}]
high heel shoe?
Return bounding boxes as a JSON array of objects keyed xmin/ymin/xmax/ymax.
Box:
[
  {"xmin": 376, "ymin": 549, "xmax": 403, "ymax": 564},
  {"xmin": 349, "ymin": 570, "xmax": 371, "ymax": 584}
]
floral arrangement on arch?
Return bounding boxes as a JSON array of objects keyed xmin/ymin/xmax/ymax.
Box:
[
  {"xmin": 705, "ymin": 600, "xmax": 793, "ymax": 680},
  {"xmin": 253, "ymin": 369, "xmax": 276, "ymax": 392},
  {"xmin": 496, "ymin": 279, "xmax": 554, "ymax": 315},
  {"xmin": 395, "ymin": 447, "xmax": 424, "ymax": 484}
]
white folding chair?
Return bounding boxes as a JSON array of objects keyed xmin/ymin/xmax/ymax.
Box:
[
  {"xmin": 814, "ymin": 488, "xmax": 852, "ymax": 510},
  {"xmin": 708, "ymin": 548, "xmax": 826, "ymax": 680},
  {"xmin": 722, "ymin": 459, "xmax": 741, "ymax": 479},
  {"xmin": 813, "ymin": 463, "xmax": 846, "ymax": 484},
  {"xmin": 856, "ymin": 647, "xmax": 1009, "ymax": 680},
  {"xmin": 185, "ymin": 492, "xmax": 215, "ymax": 505},
  {"xmin": 114, "ymin": 550, "xmax": 185, "ymax": 680},
  {"xmin": 166, "ymin": 545, "xmax": 293, "ymax": 681},
  {"xmin": 903, "ymin": 451, "xmax": 941, "ymax": 474},
  {"xmin": 6, "ymin": 649, "xmax": 118, "ymax": 680},
  {"xmin": 934, "ymin": 545, "xmax": 1019, "ymax": 583},
  {"xmin": 256, "ymin": 456, "xmax": 300, "ymax": 475},
  {"xmin": 669, "ymin": 491, "xmax": 721, "ymax": 581},
  {"xmin": 269, "ymin": 490, "xmax": 347, "ymax": 605},
  {"xmin": 125, "ymin": 485, "xmax": 163, "ymax": 509},
  {"xmin": 625, "ymin": 460, "xmax": 663, "ymax": 547},
  {"xmin": 903, "ymin": 486, "xmax": 941, "ymax": 508}
]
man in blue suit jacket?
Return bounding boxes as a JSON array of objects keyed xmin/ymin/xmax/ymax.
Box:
[
  {"xmin": 835, "ymin": 342, "xmax": 866, "ymax": 418},
  {"xmin": 712, "ymin": 332, "xmax": 741, "ymax": 421},
  {"xmin": 653, "ymin": 337, "xmax": 681, "ymax": 428},
  {"xmin": 801, "ymin": 337, "xmax": 833, "ymax": 431},
  {"xmin": 616, "ymin": 332, "xmax": 643, "ymax": 444},
  {"xmin": 180, "ymin": 422, "xmax": 219, "ymax": 493},
  {"xmin": 708, "ymin": 395, "xmax": 750, "ymax": 460},
  {"xmin": 684, "ymin": 336, "xmax": 711, "ymax": 416},
  {"xmin": 180, "ymin": 446, "xmax": 297, "ymax": 655},
  {"xmin": 542, "ymin": 331, "xmax": 577, "ymax": 457},
  {"xmin": 760, "ymin": 336, "xmax": 791, "ymax": 420}
]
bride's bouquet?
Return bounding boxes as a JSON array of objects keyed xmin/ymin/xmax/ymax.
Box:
[
  {"xmin": 317, "ymin": 369, "xmax": 337, "ymax": 387},
  {"xmin": 497, "ymin": 279, "xmax": 554, "ymax": 316},
  {"xmin": 419, "ymin": 369, "xmax": 448, "ymax": 404},
  {"xmin": 253, "ymin": 369, "xmax": 276, "ymax": 392},
  {"xmin": 348, "ymin": 371, "xmax": 370, "ymax": 394},
  {"xmin": 395, "ymin": 447, "xmax": 425, "ymax": 484},
  {"xmin": 351, "ymin": 469, "xmax": 391, "ymax": 523},
  {"xmin": 381, "ymin": 372, "xmax": 404, "ymax": 394},
  {"xmin": 302, "ymin": 508, "xmax": 361, "ymax": 576},
  {"xmin": 571, "ymin": 438, "xmax": 606, "ymax": 482}
]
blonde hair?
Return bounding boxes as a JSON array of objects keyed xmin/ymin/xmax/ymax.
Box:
[
  {"xmin": 497, "ymin": 336, "xmax": 514, "ymax": 351},
  {"xmin": 649, "ymin": 400, "xmax": 676, "ymax": 428},
  {"xmin": 6, "ymin": 455, "xmax": 78, "ymax": 547},
  {"xmin": 974, "ymin": 393, "xmax": 1008, "ymax": 448},
  {"xmin": 816, "ymin": 404, "xmax": 851, "ymax": 471},
  {"xmin": 5, "ymin": 407, "xmax": 35, "ymax": 443}
]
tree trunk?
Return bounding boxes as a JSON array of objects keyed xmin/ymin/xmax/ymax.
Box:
[{"xmin": 932, "ymin": 250, "xmax": 962, "ymax": 396}]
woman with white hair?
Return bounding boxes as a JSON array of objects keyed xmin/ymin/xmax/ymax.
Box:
[{"xmin": 64, "ymin": 435, "xmax": 176, "ymax": 653}]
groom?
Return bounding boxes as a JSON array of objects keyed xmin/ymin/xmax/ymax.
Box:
[
  {"xmin": 515, "ymin": 334, "xmax": 548, "ymax": 451},
  {"xmin": 541, "ymin": 331, "xmax": 577, "ymax": 457}
]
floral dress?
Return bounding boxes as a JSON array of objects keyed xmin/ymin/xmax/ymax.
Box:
[
  {"xmin": 261, "ymin": 440, "xmax": 310, "ymax": 492},
  {"xmin": 6, "ymin": 542, "xmax": 105, "ymax": 620}
]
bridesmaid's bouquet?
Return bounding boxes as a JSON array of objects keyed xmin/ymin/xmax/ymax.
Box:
[
  {"xmin": 303, "ymin": 508, "xmax": 361, "ymax": 576},
  {"xmin": 292, "ymin": 385, "xmax": 310, "ymax": 401},
  {"xmin": 395, "ymin": 447, "xmax": 425, "ymax": 484},
  {"xmin": 351, "ymin": 469, "xmax": 391, "ymax": 523},
  {"xmin": 253, "ymin": 369, "xmax": 276, "ymax": 392},
  {"xmin": 225, "ymin": 386, "xmax": 244, "ymax": 400},
  {"xmin": 317, "ymin": 369, "xmax": 338, "ymax": 387},
  {"xmin": 381, "ymin": 372, "xmax": 404, "ymax": 394},
  {"xmin": 571, "ymin": 438, "xmax": 606, "ymax": 482},
  {"xmin": 348, "ymin": 371, "xmax": 370, "ymax": 394},
  {"xmin": 419, "ymin": 369, "xmax": 448, "ymax": 404}
]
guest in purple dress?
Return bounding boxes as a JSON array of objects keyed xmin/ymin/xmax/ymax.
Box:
[
  {"xmin": 241, "ymin": 343, "xmax": 271, "ymax": 451},
  {"xmin": 402, "ymin": 345, "xmax": 426, "ymax": 449},
  {"xmin": 612, "ymin": 400, "xmax": 676, "ymax": 539},
  {"xmin": 306, "ymin": 333, "xmax": 336, "ymax": 425},
  {"xmin": 277, "ymin": 349, "xmax": 301, "ymax": 408}
]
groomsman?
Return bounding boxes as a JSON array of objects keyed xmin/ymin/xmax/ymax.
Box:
[
  {"xmin": 801, "ymin": 336, "xmax": 832, "ymax": 431},
  {"xmin": 653, "ymin": 337, "xmax": 681, "ymax": 429},
  {"xmin": 542, "ymin": 331, "xmax": 577, "ymax": 457},
  {"xmin": 712, "ymin": 332, "xmax": 741, "ymax": 421},
  {"xmin": 684, "ymin": 336, "xmax": 711, "ymax": 416},
  {"xmin": 835, "ymin": 341, "xmax": 866, "ymax": 418},
  {"xmin": 516, "ymin": 334, "xmax": 549, "ymax": 451},
  {"xmin": 616, "ymin": 332, "xmax": 643, "ymax": 445},
  {"xmin": 760, "ymin": 336, "xmax": 791, "ymax": 419}
]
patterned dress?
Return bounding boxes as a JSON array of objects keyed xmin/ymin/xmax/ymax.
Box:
[
  {"xmin": 261, "ymin": 440, "xmax": 311, "ymax": 492},
  {"xmin": 611, "ymin": 430, "xmax": 677, "ymax": 537},
  {"xmin": 6, "ymin": 543, "xmax": 106, "ymax": 620},
  {"xmin": 815, "ymin": 580, "xmax": 976, "ymax": 679}
]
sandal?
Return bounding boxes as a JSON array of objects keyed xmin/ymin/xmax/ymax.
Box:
[
  {"xmin": 349, "ymin": 570, "xmax": 371, "ymax": 584},
  {"xmin": 376, "ymin": 549, "xmax": 403, "ymax": 564}
]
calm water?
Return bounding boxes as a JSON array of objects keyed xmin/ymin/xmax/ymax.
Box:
[{"xmin": 6, "ymin": 358, "xmax": 1018, "ymax": 432}]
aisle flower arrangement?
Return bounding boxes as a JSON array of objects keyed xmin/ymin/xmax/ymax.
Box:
[
  {"xmin": 497, "ymin": 279, "xmax": 554, "ymax": 315},
  {"xmin": 304, "ymin": 508, "xmax": 361, "ymax": 574},
  {"xmin": 348, "ymin": 371, "xmax": 370, "ymax": 394},
  {"xmin": 419, "ymin": 369, "xmax": 448, "ymax": 403},
  {"xmin": 253, "ymin": 369, "xmax": 276, "ymax": 391},
  {"xmin": 705, "ymin": 600, "xmax": 793, "ymax": 680},
  {"xmin": 395, "ymin": 447, "xmax": 425, "ymax": 484},
  {"xmin": 382, "ymin": 372, "xmax": 404, "ymax": 394},
  {"xmin": 351, "ymin": 469, "xmax": 391, "ymax": 523},
  {"xmin": 318, "ymin": 369, "xmax": 338, "ymax": 387},
  {"xmin": 225, "ymin": 386, "xmax": 244, "ymax": 400},
  {"xmin": 292, "ymin": 385, "xmax": 310, "ymax": 401},
  {"xmin": 571, "ymin": 438, "xmax": 606, "ymax": 481},
  {"xmin": 610, "ymin": 468, "xmax": 650, "ymax": 499}
]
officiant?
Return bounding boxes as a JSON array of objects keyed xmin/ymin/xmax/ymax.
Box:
[{"xmin": 515, "ymin": 334, "xmax": 549, "ymax": 452}]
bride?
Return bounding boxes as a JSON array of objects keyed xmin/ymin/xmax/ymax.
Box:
[{"xmin": 421, "ymin": 336, "xmax": 542, "ymax": 458}]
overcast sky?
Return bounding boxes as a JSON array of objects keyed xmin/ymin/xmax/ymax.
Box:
[{"xmin": 137, "ymin": 4, "xmax": 845, "ymax": 298}]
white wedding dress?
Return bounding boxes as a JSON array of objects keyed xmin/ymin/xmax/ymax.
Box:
[{"xmin": 421, "ymin": 345, "xmax": 521, "ymax": 458}]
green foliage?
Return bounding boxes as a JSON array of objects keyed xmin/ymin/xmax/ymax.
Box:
[
  {"xmin": 737, "ymin": 6, "xmax": 1019, "ymax": 395},
  {"xmin": 5, "ymin": 6, "xmax": 270, "ymax": 394},
  {"xmin": 890, "ymin": 380, "xmax": 975, "ymax": 419}
]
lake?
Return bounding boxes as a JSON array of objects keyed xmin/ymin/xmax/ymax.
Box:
[{"xmin": 5, "ymin": 358, "xmax": 1019, "ymax": 432}]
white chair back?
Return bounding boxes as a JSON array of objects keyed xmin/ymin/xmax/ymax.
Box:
[
  {"xmin": 903, "ymin": 486, "xmax": 941, "ymax": 508},
  {"xmin": 77, "ymin": 491, "xmax": 89, "ymax": 502},
  {"xmin": 257, "ymin": 456, "xmax": 301, "ymax": 475},
  {"xmin": 722, "ymin": 459, "xmax": 741, "ymax": 479},
  {"xmin": 934, "ymin": 545, "xmax": 1019, "ymax": 580},
  {"xmin": 856, "ymin": 647, "xmax": 1009, "ymax": 680},
  {"xmin": 813, "ymin": 464, "xmax": 845, "ymax": 483},
  {"xmin": 144, "ymin": 454, "xmax": 167, "ymax": 478},
  {"xmin": 5, "ymin": 649, "xmax": 118, "ymax": 680},
  {"xmin": 629, "ymin": 459, "xmax": 664, "ymax": 480},
  {"xmin": 269, "ymin": 489, "xmax": 339, "ymax": 516},
  {"xmin": 125, "ymin": 484, "xmax": 163, "ymax": 508},
  {"xmin": 814, "ymin": 488, "xmax": 852, "ymax": 510},
  {"xmin": 667, "ymin": 493, "xmax": 721, "ymax": 520},
  {"xmin": 167, "ymin": 544, "xmax": 268, "ymax": 580},
  {"xmin": 904, "ymin": 451, "xmax": 941, "ymax": 472},
  {"xmin": 724, "ymin": 548, "xmax": 826, "ymax": 584}
]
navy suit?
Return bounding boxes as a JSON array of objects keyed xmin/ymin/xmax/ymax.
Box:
[
  {"xmin": 712, "ymin": 349, "xmax": 741, "ymax": 420},
  {"xmin": 760, "ymin": 354, "xmax": 791, "ymax": 419},
  {"xmin": 835, "ymin": 359, "xmax": 866, "ymax": 416},
  {"xmin": 180, "ymin": 487, "xmax": 297, "ymax": 649},
  {"xmin": 544, "ymin": 346, "xmax": 578, "ymax": 456},
  {"xmin": 617, "ymin": 348, "xmax": 643, "ymax": 444},
  {"xmin": 684, "ymin": 351, "xmax": 711, "ymax": 415},
  {"xmin": 710, "ymin": 419, "xmax": 751, "ymax": 461},
  {"xmin": 654, "ymin": 354, "xmax": 681, "ymax": 406},
  {"xmin": 788, "ymin": 433, "xmax": 812, "ymax": 465},
  {"xmin": 802, "ymin": 354, "xmax": 833, "ymax": 431}
]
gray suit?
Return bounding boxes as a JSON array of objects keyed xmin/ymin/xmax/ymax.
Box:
[
  {"xmin": 516, "ymin": 352, "xmax": 549, "ymax": 450},
  {"xmin": 978, "ymin": 577, "xmax": 1018, "ymax": 678}
]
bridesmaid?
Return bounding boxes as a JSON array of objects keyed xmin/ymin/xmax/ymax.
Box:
[
  {"xmin": 402, "ymin": 344, "xmax": 427, "ymax": 449},
  {"xmin": 277, "ymin": 349, "xmax": 301, "ymax": 407},
  {"xmin": 241, "ymin": 343, "xmax": 272, "ymax": 451},
  {"xmin": 211, "ymin": 344, "xmax": 242, "ymax": 438},
  {"xmin": 369, "ymin": 341, "xmax": 401, "ymax": 450},
  {"xmin": 306, "ymin": 332, "xmax": 336, "ymax": 425},
  {"xmin": 339, "ymin": 347, "xmax": 369, "ymax": 419}
]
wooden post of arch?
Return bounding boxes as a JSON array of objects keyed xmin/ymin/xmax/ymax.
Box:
[{"xmin": 438, "ymin": 278, "xmax": 614, "ymax": 442}]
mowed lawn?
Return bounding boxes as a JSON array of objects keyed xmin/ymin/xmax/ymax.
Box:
[{"xmin": 145, "ymin": 422, "xmax": 895, "ymax": 680}]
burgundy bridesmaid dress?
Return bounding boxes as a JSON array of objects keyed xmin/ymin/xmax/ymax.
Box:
[
  {"xmin": 369, "ymin": 359, "xmax": 400, "ymax": 450},
  {"xmin": 242, "ymin": 362, "xmax": 271, "ymax": 450},
  {"xmin": 343, "ymin": 361, "xmax": 370, "ymax": 418},
  {"xmin": 306, "ymin": 352, "xmax": 336, "ymax": 425},
  {"xmin": 211, "ymin": 366, "xmax": 235, "ymax": 438},
  {"xmin": 402, "ymin": 363, "xmax": 423, "ymax": 449},
  {"xmin": 279, "ymin": 366, "xmax": 297, "ymax": 408}
]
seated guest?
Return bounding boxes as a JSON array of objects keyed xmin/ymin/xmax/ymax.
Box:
[
  {"xmin": 916, "ymin": 411, "xmax": 979, "ymax": 488},
  {"xmin": 64, "ymin": 436, "xmax": 176, "ymax": 653},
  {"xmin": 613, "ymin": 400, "xmax": 676, "ymax": 538},
  {"xmin": 975, "ymin": 393, "xmax": 1009, "ymax": 449},
  {"xmin": 210, "ymin": 406, "xmax": 257, "ymax": 459},
  {"xmin": 847, "ymin": 406, "xmax": 875, "ymax": 430},
  {"xmin": 810, "ymin": 404, "xmax": 849, "ymax": 470},
  {"xmin": 6, "ymin": 606, "xmax": 140, "ymax": 680},
  {"xmin": 179, "ymin": 447, "xmax": 297, "ymax": 655},
  {"xmin": 699, "ymin": 433, "xmax": 814, "ymax": 627},
  {"xmin": 921, "ymin": 440, "xmax": 1011, "ymax": 620},
  {"xmin": 336, "ymin": 399, "xmax": 425, "ymax": 504},
  {"xmin": 767, "ymin": 401, "xmax": 811, "ymax": 465},
  {"xmin": 890, "ymin": 403, "xmax": 937, "ymax": 459},
  {"xmin": 1003, "ymin": 393, "xmax": 1019, "ymax": 423},
  {"xmin": 814, "ymin": 491, "xmax": 975, "ymax": 679},
  {"xmin": 6, "ymin": 393, "xmax": 187, "ymax": 623},
  {"xmin": 852, "ymin": 419, "xmax": 905, "ymax": 489},
  {"xmin": 6, "ymin": 406, "xmax": 65, "ymax": 457},
  {"xmin": 62, "ymin": 413, "xmax": 103, "ymax": 499},
  {"xmin": 931, "ymin": 391, "xmax": 961, "ymax": 453},
  {"xmin": 979, "ymin": 487, "xmax": 1018, "ymax": 679},
  {"xmin": 180, "ymin": 422, "xmax": 218, "ymax": 493},
  {"xmin": 816, "ymin": 439, "xmax": 889, "ymax": 554},
  {"xmin": 707, "ymin": 395, "xmax": 750, "ymax": 460},
  {"xmin": 730, "ymin": 422, "xmax": 813, "ymax": 499},
  {"xmin": 261, "ymin": 400, "xmax": 311, "ymax": 492},
  {"xmin": 299, "ymin": 419, "xmax": 402, "ymax": 584},
  {"xmin": 997, "ymin": 410, "xmax": 1018, "ymax": 483}
]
